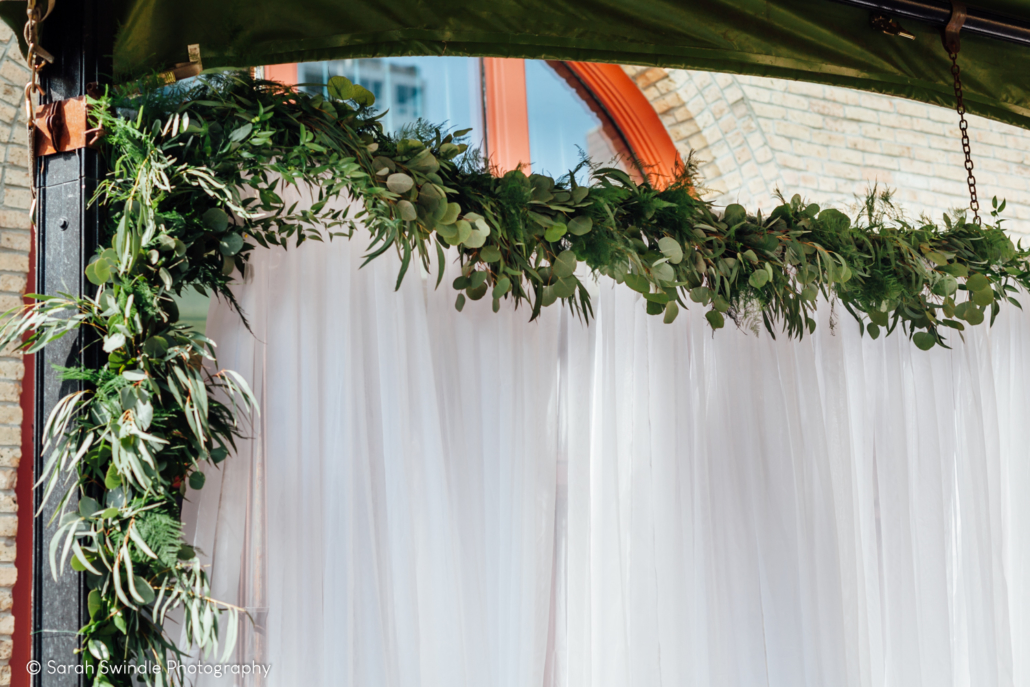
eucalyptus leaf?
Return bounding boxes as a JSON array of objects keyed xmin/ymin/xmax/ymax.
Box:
[
  {"xmin": 89, "ymin": 259, "xmax": 112, "ymax": 285},
  {"xmin": 706, "ymin": 310, "xmax": 725, "ymax": 329},
  {"xmin": 552, "ymin": 276, "xmax": 578, "ymax": 299},
  {"xmin": 84, "ymin": 262, "xmax": 101, "ymax": 285},
  {"xmin": 133, "ymin": 576, "xmax": 156, "ymax": 605},
  {"xmin": 749, "ymin": 270, "xmax": 770, "ymax": 288},
  {"xmin": 545, "ymin": 224, "xmax": 567, "ymax": 242},
  {"xmin": 663, "ymin": 300, "xmax": 680, "ymax": 324},
  {"xmin": 689, "ymin": 287, "xmax": 710, "ymax": 304},
  {"xmin": 386, "ymin": 173, "xmax": 415, "ymax": 194},
  {"xmin": 455, "ymin": 220, "xmax": 472, "ymax": 245},
  {"xmin": 913, "ymin": 331, "xmax": 936, "ymax": 350},
  {"xmin": 201, "ymin": 208, "xmax": 229, "ymax": 233},
  {"xmin": 568, "ymin": 216, "xmax": 593, "ymax": 236},
  {"xmin": 658, "ymin": 237, "xmax": 683, "ymax": 264},
  {"xmin": 973, "ymin": 287, "xmax": 995, "ymax": 306},
  {"xmin": 652, "ymin": 262, "xmax": 675, "ymax": 283},
  {"xmin": 397, "ymin": 200, "xmax": 418, "ymax": 222},
  {"xmin": 492, "ymin": 277, "xmax": 512, "ymax": 299},
  {"xmin": 541, "ymin": 285, "xmax": 558, "ymax": 307},
  {"xmin": 437, "ymin": 223, "xmax": 458, "ymax": 242},
  {"xmin": 439, "ymin": 202, "xmax": 461, "ymax": 225},
  {"xmin": 79, "ymin": 496, "xmax": 99, "ymax": 518},
  {"xmin": 219, "ymin": 233, "xmax": 244, "ymax": 256},
  {"xmin": 143, "ymin": 336, "xmax": 169, "ymax": 357},
  {"xmin": 465, "ymin": 227, "xmax": 488, "ymax": 249},
  {"xmin": 188, "ymin": 471, "xmax": 206, "ymax": 490},
  {"xmin": 553, "ymin": 250, "xmax": 577, "ymax": 279},
  {"xmin": 624, "ymin": 274, "xmax": 650, "ymax": 294},
  {"xmin": 967, "ymin": 274, "xmax": 990, "ymax": 292}
]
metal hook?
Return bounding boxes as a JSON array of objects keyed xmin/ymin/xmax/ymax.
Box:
[{"xmin": 943, "ymin": 0, "xmax": 967, "ymax": 54}]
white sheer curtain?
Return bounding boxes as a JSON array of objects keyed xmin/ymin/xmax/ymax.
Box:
[
  {"xmin": 182, "ymin": 224, "xmax": 562, "ymax": 685},
  {"xmin": 182, "ymin": 218, "xmax": 1030, "ymax": 687},
  {"xmin": 562, "ymin": 286, "xmax": 1029, "ymax": 687}
]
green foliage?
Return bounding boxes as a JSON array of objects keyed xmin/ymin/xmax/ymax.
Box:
[{"xmin": 3, "ymin": 71, "xmax": 1030, "ymax": 685}]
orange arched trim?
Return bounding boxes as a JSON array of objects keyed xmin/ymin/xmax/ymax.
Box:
[
  {"xmin": 565, "ymin": 62, "xmax": 681, "ymax": 188},
  {"xmin": 483, "ymin": 58, "xmax": 532, "ymax": 174},
  {"xmin": 264, "ymin": 63, "xmax": 297, "ymax": 85}
]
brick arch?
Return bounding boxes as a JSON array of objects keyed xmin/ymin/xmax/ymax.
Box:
[
  {"xmin": 564, "ymin": 62, "xmax": 680, "ymax": 187},
  {"xmin": 622, "ymin": 66, "xmax": 782, "ymax": 207}
]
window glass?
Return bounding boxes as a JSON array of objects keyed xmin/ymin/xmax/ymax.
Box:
[
  {"xmin": 524, "ymin": 60, "xmax": 624, "ymax": 183},
  {"xmin": 297, "ymin": 57, "xmax": 484, "ymax": 151}
]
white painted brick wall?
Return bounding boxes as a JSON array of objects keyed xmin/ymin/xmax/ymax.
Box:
[{"xmin": 626, "ymin": 66, "xmax": 1030, "ymax": 236}]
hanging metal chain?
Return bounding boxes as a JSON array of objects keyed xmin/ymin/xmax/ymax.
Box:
[
  {"xmin": 941, "ymin": 0, "xmax": 981, "ymax": 225},
  {"xmin": 948, "ymin": 51, "xmax": 980, "ymax": 225},
  {"xmin": 22, "ymin": 0, "xmax": 55, "ymax": 211}
]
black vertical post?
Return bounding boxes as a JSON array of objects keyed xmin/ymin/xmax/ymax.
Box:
[{"xmin": 33, "ymin": 2, "xmax": 112, "ymax": 685}]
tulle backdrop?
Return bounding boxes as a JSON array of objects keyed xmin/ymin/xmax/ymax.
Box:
[{"xmin": 181, "ymin": 217, "xmax": 1030, "ymax": 686}]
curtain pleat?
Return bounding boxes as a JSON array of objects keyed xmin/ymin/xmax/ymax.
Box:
[{"xmin": 183, "ymin": 223, "xmax": 1030, "ymax": 687}]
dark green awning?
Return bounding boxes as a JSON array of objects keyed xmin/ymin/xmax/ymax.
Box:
[{"xmin": 5, "ymin": 0, "xmax": 1030, "ymax": 128}]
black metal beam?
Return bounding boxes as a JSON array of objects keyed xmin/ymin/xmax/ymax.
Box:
[
  {"xmin": 33, "ymin": 2, "xmax": 112, "ymax": 686},
  {"xmin": 831, "ymin": 0, "xmax": 1030, "ymax": 47}
]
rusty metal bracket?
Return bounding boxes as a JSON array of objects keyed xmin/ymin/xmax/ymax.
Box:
[
  {"xmin": 942, "ymin": 0, "xmax": 967, "ymax": 53},
  {"xmin": 33, "ymin": 95, "xmax": 102, "ymax": 157}
]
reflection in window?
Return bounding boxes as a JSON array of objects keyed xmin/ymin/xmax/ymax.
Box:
[
  {"xmin": 297, "ymin": 57, "xmax": 483, "ymax": 151},
  {"xmin": 525, "ymin": 60, "xmax": 626, "ymax": 183},
  {"xmin": 295, "ymin": 57, "xmax": 635, "ymax": 184}
]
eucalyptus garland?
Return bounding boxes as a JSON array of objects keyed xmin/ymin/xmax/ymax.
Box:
[{"xmin": 5, "ymin": 71, "xmax": 1030, "ymax": 685}]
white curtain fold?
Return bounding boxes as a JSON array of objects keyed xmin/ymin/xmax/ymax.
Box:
[
  {"xmin": 182, "ymin": 221, "xmax": 1030, "ymax": 686},
  {"xmin": 183, "ymin": 226, "xmax": 562, "ymax": 686},
  {"xmin": 561, "ymin": 285, "xmax": 1028, "ymax": 687}
]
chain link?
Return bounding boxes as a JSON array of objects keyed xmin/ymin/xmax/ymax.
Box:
[
  {"xmin": 24, "ymin": 1, "xmax": 42, "ymax": 202},
  {"xmin": 948, "ymin": 51, "xmax": 980, "ymax": 225},
  {"xmin": 22, "ymin": 0, "xmax": 54, "ymax": 215}
]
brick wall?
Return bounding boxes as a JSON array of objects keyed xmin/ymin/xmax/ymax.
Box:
[
  {"xmin": 626, "ymin": 66, "xmax": 1030, "ymax": 237},
  {"xmin": 0, "ymin": 19, "xmax": 29, "ymax": 687}
]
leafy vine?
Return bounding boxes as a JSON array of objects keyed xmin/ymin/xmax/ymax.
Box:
[{"xmin": 4, "ymin": 71, "xmax": 1029, "ymax": 685}]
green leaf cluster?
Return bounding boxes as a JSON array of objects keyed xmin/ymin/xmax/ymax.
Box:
[{"xmin": 3, "ymin": 71, "xmax": 1030, "ymax": 685}]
